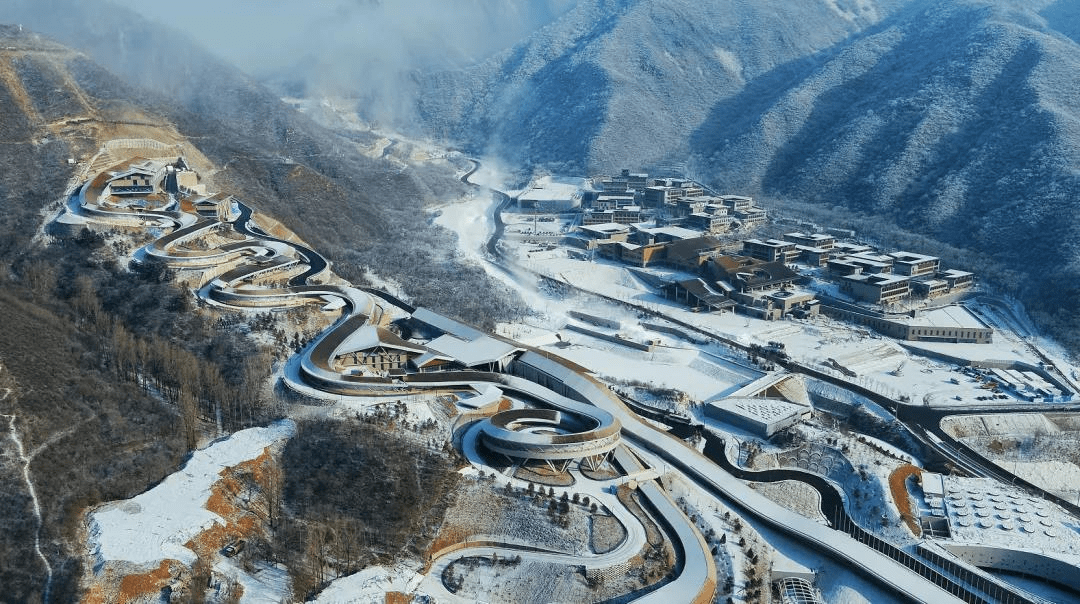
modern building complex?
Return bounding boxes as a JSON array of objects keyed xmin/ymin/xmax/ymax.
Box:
[
  {"xmin": 580, "ymin": 170, "xmax": 768, "ymax": 235},
  {"xmin": 563, "ymin": 169, "xmax": 980, "ymax": 328}
]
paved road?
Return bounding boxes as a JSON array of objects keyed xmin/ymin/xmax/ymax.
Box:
[{"xmin": 231, "ymin": 201, "xmax": 327, "ymax": 286}]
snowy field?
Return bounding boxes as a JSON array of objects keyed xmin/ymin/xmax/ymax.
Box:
[
  {"xmin": 507, "ymin": 241, "xmax": 1080, "ymax": 412},
  {"xmin": 312, "ymin": 564, "xmax": 422, "ymax": 604},
  {"xmin": 87, "ymin": 421, "xmax": 295, "ymax": 569},
  {"xmin": 943, "ymin": 413, "xmax": 1080, "ymax": 502},
  {"xmin": 541, "ymin": 334, "xmax": 756, "ymax": 403}
]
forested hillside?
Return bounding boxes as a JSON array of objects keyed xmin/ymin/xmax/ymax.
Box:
[{"xmin": 0, "ymin": 20, "xmax": 519, "ymax": 600}]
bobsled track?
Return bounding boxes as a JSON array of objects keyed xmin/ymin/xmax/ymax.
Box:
[
  {"xmin": 57, "ymin": 152, "xmax": 1000, "ymax": 604},
  {"xmin": 59, "ymin": 161, "xmax": 720, "ymax": 604}
]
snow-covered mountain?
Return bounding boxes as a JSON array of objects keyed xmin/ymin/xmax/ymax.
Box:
[
  {"xmin": 417, "ymin": 0, "xmax": 1080, "ymax": 342},
  {"xmin": 417, "ymin": 0, "xmax": 910, "ymax": 170}
]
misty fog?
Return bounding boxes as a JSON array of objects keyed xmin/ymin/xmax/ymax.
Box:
[{"xmin": 109, "ymin": 0, "xmax": 578, "ymax": 125}]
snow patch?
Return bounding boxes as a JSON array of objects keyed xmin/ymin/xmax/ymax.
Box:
[
  {"xmin": 312, "ymin": 564, "xmax": 422, "ymax": 604},
  {"xmin": 87, "ymin": 420, "xmax": 296, "ymax": 570}
]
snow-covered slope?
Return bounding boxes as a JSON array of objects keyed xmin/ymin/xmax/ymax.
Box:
[
  {"xmin": 418, "ymin": 0, "xmax": 905, "ymax": 171},
  {"xmin": 692, "ymin": 0, "xmax": 1080, "ymax": 276}
]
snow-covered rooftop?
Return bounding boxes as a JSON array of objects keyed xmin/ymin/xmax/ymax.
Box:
[
  {"xmin": 708, "ymin": 397, "xmax": 808, "ymax": 423},
  {"xmin": 635, "ymin": 225, "xmax": 702, "ymax": 240},
  {"xmin": 425, "ymin": 334, "xmax": 521, "ymax": 367},
  {"xmin": 517, "ymin": 176, "xmax": 584, "ymax": 202},
  {"xmin": 900, "ymin": 305, "xmax": 987, "ymax": 329},
  {"xmin": 929, "ymin": 475, "xmax": 1080, "ymax": 561},
  {"xmin": 330, "ymin": 325, "xmax": 427, "ymax": 358},
  {"xmin": 412, "ymin": 307, "xmax": 488, "ymax": 341}
]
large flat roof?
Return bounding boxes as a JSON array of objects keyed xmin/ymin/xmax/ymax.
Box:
[
  {"xmin": 901, "ymin": 305, "xmax": 987, "ymax": 329},
  {"xmin": 635, "ymin": 225, "xmax": 702, "ymax": 240},
  {"xmin": 890, "ymin": 251, "xmax": 939, "ymax": 263},
  {"xmin": 517, "ymin": 176, "xmax": 585, "ymax": 202},
  {"xmin": 744, "ymin": 238, "xmax": 794, "ymax": 248},
  {"xmin": 844, "ymin": 272, "xmax": 909, "ymax": 286},
  {"xmin": 707, "ymin": 397, "xmax": 806, "ymax": 424},
  {"xmin": 580, "ymin": 222, "xmax": 631, "ymax": 235},
  {"xmin": 412, "ymin": 307, "xmax": 487, "ymax": 341},
  {"xmin": 930, "ymin": 475, "xmax": 1080, "ymax": 564}
]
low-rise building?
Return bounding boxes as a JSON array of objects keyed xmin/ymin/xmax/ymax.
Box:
[
  {"xmin": 720, "ymin": 195, "xmax": 755, "ymax": 212},
  {"xmin": 847, "ymin": 251, "xmax": 895, "ymax": 271},
  {"xmin": 593, "ymin": 193, "xmax": 636, "ymax": 210},
  {"xmin": 828, "ymin": 250, "xmax": 893, "ymax": 275},
  {"xmin": 687, "ymin": 212, "xmax": 732, "ymax": 234},
  {"xmin": 911, "ymin": 278, "xmax": 949, "ymax": 298},
  {"xmin": 841, "ymin": 272, "xmax": 910, "ymax": 304},
  {"xmin": 107, "ymin": 165, "xmax": 159, "ymax": 196},
  {"xmin": 331, "ymin": 326, "xmax": 429, "ymax": 374},
  {"xmin": 831, "ymin": 242, "xmax": 873, "ymax": 255},
  {"xmin": 622, "ymin": 241, "xmax": 667, "ymax": 266},
  {"xmin": 643, "ymin": 186, "xmax": 674, "ymax": 208},
  {"xmin": 410, "ymin": 308, "xmax": 523, "ymax": 372},
  {"xmin": 826, "ymin": 257, "xmax": 865, "ymax": 276},
  {"xmin": 515, "ymin": 177, "xmax": 583, "ymax": 212},
  {"xmin": 764, "ymin": 290, "xmax": 820, "ymax": 316},
  {"xmin": 598, "ymin": 240, "xmax": 667, "ymax": 267},
  {"xmin": 743, "ymin": 238, "xmax": 798, "ymax": 264},
  {"xmin": 582, "ymin": 207, "xmax": 643, "ymax": 225},
  {"xmin": 623, "ymin": 170, "xmax": 648, "ymax": 191},
  {"xmin": 795, "ymin": 245, "xmax": 831, "ymax": 267},
  {"xmin": 705, "ymin": 397, "xmax": 810, "ymax": 437},
  {"xmin": 663, "ymin": 236, "xmax": 726, "ymax": 271},
  {"xmin": 734, "ymin": 208, "xmax": 768, "ymax": 227},
  {"xmin": 711, "ymin": 255, "xmax": 800, "ymax": 292},
  {"xmin": 662, "ymin": 278, "xmax": 736, "ymax": 312},
  {"xmin": 631, "ymin": 225, "xmax": 702, "ymax": 244},
  {"xmin": 890, "ymin": 251, "xmax": 940, "ymax": 276},
  {"xmin": 819, "ymin": 304, "xmax": 993, "ymax": 343},
  {"xmin": 674, "ymin": 197, "xmax": 709, "ymax": 217},
  {"xmin": 578, "ymin": 222, "xmax": 631, "ymax": 241},
  {"xmin": 939, "ymin": 269, "xmax": 974, "ymax": 290}
]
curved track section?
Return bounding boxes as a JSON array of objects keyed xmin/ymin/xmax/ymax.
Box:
[
  {"xmin": 66, "ymin": 162, "xmax": 623, "ymax": 468},
  {"xmin": 480, "ymin": 408, "xmax": 620, "ymax": 462}
]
